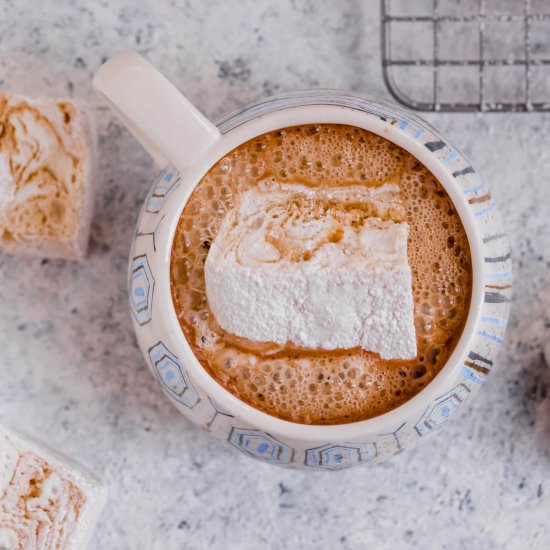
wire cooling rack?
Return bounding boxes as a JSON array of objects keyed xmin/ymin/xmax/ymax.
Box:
[{"xmin": 381, "ymin": 0, "xmax": 550, "ymax": 111}]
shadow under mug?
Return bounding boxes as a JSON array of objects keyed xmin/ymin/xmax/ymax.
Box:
[{"xmin": 93, "ymin": 52, "xmax": 511, "ymax": 470}]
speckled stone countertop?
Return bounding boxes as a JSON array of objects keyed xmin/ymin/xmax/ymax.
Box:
[{"xmin": 0, "ymin": 1, "xmax": 549, "ymax": 549}]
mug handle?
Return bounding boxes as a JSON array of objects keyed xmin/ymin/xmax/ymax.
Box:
[{"xmin": 93, "ymin": 51, "xmax": 220, "ymax": 169}]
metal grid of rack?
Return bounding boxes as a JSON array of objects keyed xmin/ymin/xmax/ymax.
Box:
[{"xmin": 381, "ymin": 0, "xmax": 550, "ymax": 111}]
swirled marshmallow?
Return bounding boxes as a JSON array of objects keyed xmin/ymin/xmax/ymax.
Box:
[
  {"xmin": 0, "ymin": 93, "xmax": 95, "ymax": 259},
  {"xmin": 205, "ymin": 181, "xmax": 417, "ymax": 360},
  {"xmin": 0, "ymin": 425, "xmax": 105, "ymax": 550}
]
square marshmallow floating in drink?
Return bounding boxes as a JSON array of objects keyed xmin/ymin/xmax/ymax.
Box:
[{"xmin": 205, "ymin": 180, "xmax": 417, "ymax": 360}]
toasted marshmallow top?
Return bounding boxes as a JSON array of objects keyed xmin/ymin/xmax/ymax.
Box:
[{"xmin": 205, "ymin": 181, "xmax": 417, "ymax": 360}]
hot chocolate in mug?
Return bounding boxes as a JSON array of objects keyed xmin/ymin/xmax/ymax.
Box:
[{"xmin": 93, "ymin": 52, "xmax": 511, "ymax": 470}]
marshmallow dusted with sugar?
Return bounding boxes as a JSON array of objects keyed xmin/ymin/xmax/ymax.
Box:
[
  {"xmin": 205, "ymin": 181, "xmax": 417, "ymax": 360},
  {"xmin": 0, "ymin": 93, "xmax": 95, "ymax": 259},
  {"xmin": 0, "ymin": 425, "xmax": 106, "ymax": 550}
]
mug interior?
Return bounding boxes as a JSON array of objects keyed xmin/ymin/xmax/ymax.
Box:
[{"xmin": 158, "ymin": 101, "xmax": 484, "ymax": 443}]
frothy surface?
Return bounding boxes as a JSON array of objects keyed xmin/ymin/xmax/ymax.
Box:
[{"xmin": 171, "ymin": 124, "xmax": 472, "ymax": 425}]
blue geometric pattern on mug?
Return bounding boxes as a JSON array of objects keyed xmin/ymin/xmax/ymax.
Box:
[
  {"xmin": 305, "ymin": 442, "xmax": 377, "ymax": 470},
  {"xmin": 460, "ymin": 365, "xmax": 484, "ymax": 385},
  {"xmin": 228, "ymin": 428, "xmax": 294, "ymax": 464},
  {"xmin": 415, "ymin": 383, "xmax": 470, "ymax": 436},
  {"xmin": 148, "ymin": 341, "xmax": 200, "ymax": 408},
  {"xmin": 130, "ymin": 255, "xmax": 154, "ymax": 325},
  {"xmin": 146, "ymin": 167, "xmax": 181, "ymax": 213}
]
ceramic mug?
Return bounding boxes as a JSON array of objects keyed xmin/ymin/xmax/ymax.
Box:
[{"xmin": 93, "ymin": 52, "xmax": 511, "ymax": 470}]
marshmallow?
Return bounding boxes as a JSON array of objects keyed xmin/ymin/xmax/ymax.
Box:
[
  {"xmin": 0, "ymin": 93, "xmax": 95, "ymax": 259},
  {"xmin": 0, "ymin": 425, "xmax": 106, "ymax": 549},
  {"xmin": 205, "ymin": 181, "xmax": 417, "ymax": 360}
]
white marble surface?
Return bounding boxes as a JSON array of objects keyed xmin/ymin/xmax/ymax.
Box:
[{"xmin": 1, "ymin": 1, "xmax": 549, "ymax": 549}]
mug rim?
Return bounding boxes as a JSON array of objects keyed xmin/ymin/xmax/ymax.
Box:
[{"xmin": 152, "ymin": 94, "xmax": 487, "ymax": 443}]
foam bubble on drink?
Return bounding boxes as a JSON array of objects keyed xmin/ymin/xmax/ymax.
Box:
[{"xmin": 171, "ymin": 124, "xmax": 472, "ymax": 425}]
